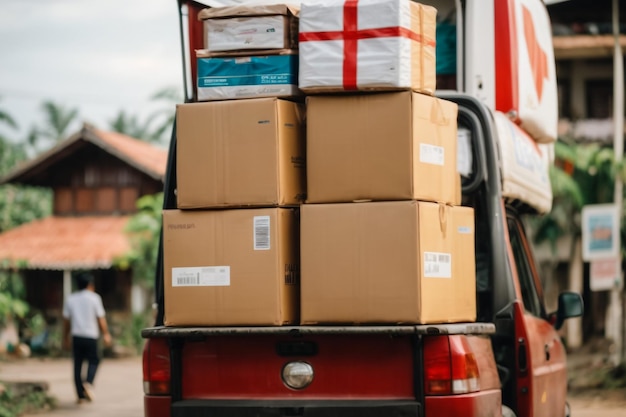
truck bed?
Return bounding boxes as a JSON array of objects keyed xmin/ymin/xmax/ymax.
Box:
[{"xmin": 142, "ymin": 323, "xmax": 496, "ymax": 338}]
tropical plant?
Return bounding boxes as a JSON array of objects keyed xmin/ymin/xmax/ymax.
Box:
[
  {"xmin": 109, "ymin": 86, "xmax": 181, "ymax": 144},
  {"xmin": 109, "ymin": 110, "xmax": 156, "ymax": 142},
  {"xmin": 0, "ymin": 102, "xmax": 52, "ymax": 234},
  {"xmin": 25, "ymin": 100, "xmax": 79, "ymax": 154},
  {"xmin": 116, "ymin": 193, "xmax": 163, "ymax": 307},
  {"xmin": 531, "ymin": 140, "xmax": 623, "ymax": 252},
  {"xmin": 0, "ymin": 264, "xmax": 29, "ymax": 327}
]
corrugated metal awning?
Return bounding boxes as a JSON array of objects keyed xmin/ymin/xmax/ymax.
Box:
[{"xmin": 0, "ymin": 216, "xmax": 132, "ymax": 270}]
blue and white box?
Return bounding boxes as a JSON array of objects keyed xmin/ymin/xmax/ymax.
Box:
[{"xmin": 197, "ymin": 52, "xmax": 300, "ymax": 101}]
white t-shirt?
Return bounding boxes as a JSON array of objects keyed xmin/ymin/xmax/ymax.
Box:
[{"xmin": 62, "ymin": 290, "xmax": 106, "ymax": 339}]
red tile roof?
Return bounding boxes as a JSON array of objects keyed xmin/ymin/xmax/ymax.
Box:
[
  {"xmin": 90, "ymin": 128, "xmax": 168, "ymax": 180},
  {"xmin": 0, "ymin": 216, "xmax": 132, "ymax": 270}
]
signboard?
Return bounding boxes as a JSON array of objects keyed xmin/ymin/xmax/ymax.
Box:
[
  {"xmin": 590, "ymin": 258, "xmax": 621, "ymax": 291},
  {"xmin": 582, "ymin": 204, "xmax": 620, "ymax": 261}
]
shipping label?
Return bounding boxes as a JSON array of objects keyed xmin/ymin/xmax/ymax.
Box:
[
  {"xmin": 424, "ymin": 252, "xmax": 452, "ymax": 278},
  {"xmin": 254, "ymin": 216, "xmax": 271, "ymax": 250},
  {"xmin": 172, "ymin": 266, "xmax": 230, "ymax": 287},
  {"xmin": 420, "ymin": 144, "xmax": 445, "ymax": 166}
]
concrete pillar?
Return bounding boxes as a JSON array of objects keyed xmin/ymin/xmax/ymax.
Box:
[
  {"xmin": 567, "ymin": 238, "xmax": 583, "ymax": 349},
  {"xmin": 63, "ymin": 270, "xmax": 72, "ymax": 302}
]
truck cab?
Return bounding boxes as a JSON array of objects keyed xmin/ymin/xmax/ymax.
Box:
[{"xmin": 142, "ymin": 1, "xmax": 584, "ymax": 417}]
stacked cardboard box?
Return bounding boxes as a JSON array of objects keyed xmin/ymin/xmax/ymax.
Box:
[
  {"xmin": 298, "ymin": 0, "xmax": 477, "ymax": 325},
  {"xmin": 165, "ymin": 0, "xmax": 477, "ymax": 328},
  {"xmin": 196, "ymin": 5, "xmax": 301, "ymax": 101},
  {"xmin": 163, "ymin": 5, "xmax": 305, "ymax": 327}
]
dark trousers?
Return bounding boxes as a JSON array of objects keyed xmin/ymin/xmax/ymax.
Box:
[{"xmin": 72, "ymin": 336, "xmax": 100, "ymax": 399}]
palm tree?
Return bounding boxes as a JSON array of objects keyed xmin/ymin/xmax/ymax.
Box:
[
  {"xmin": 147, "ymin": 86, "xmax": 182, "ymax": 143},
  {"xmin": 109, "ymin": 110, "xmax": 156, "ymax": 142},
  {"xmin": 26, "ymin": 100, "xmax": 79, "ymax": 154},
  {"xmin": 109, "ymin": 87, "xmax": 181, "ymax": 144}
]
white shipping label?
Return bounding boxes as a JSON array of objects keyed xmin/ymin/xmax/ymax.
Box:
[
  {"xmin": 172, "ymin": 266, "xmax": 230, "ymax": 287},
  {"xmin": 420, "ymin": 144, "xmax": 445, "ymax": 166},
  {"xmin": 424, "ymin": 252, "xmax": 452, "ymax": 278},
  {"xmin": 457, "ymin": 128, "xmax": 473, "ymax": 177},
  {"xmin": 254, "ymin": 216, "xmax": 271, "ymax": 250}
]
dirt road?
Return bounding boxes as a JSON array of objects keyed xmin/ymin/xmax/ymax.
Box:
[
  {"xmin": 0, "ymin": 356, "xmax": 625, "ymax": 417},
  {"xmin": 0, "ymin": 356, "xmax": 143, "ymax": 417}
]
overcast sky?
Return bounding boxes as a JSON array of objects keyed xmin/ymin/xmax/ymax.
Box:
[{"xmin": 0, "ymin": 0, "xmax": 183, "ymax": 143}]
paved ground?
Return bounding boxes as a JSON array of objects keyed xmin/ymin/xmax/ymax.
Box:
[
  {"xmin": 0, "ymin": 355, "xmax": 625, "ymax": 417},
  {"xmin": 0, "ymin": 356, "xmax": 143, "ymax": 417}
]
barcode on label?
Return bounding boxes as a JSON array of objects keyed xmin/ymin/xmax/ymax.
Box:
[
  {"xmin": 172, "ymin": 266, "xmax": 230, "ymax": 287},
  {"xmin": 176, "ymin": 275, "xmax": 199, "ymax": 286},
  {"xmin": 420, "ymin": 144, "xmax": 445, "ymax": 166},
  {"xmin": 254, "ymin": 215, "xmax": 271, "ymax": 250},
  {"xmin": 424, "ymin": 252, "xmax": 452, "ymax": 278}
]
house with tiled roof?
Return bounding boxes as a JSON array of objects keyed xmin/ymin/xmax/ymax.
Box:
[{"xmin": 0, "ymin": 124, "xmax": 167, "ymax": 328}]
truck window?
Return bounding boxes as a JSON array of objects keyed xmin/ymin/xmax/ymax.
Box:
[{"xmin": 507, "ymin": 217, "xmax": 544, "ymax": 318}]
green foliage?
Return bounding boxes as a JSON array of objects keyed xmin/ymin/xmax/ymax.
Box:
[
  {"xmin": 109, "ymin": 86, "xmax": 181, "ymax": 144},
  {"xmin": 116, "ymin": 193, "xmax": 163, "ymax": 290},
  {"xmin": 533, "ymin": 140, "xmax": 625, "ymax": 253},
  {"xmin": 0, "ymin": 269, "xmax": 28, "ymax": 326},
  {"xmin": 0, "ymin": 185, "xmax": 52, "ymax": 233},
  {"xmin": 0, "ymin": 385, "xmax": 56, "ymax": 417},
  {"xmin": 113, "ymin": 312, "xmax": 151, "ymax": 355},
  {"xmin": 0, "ymin": 140, "xmax": 26, "ymax": 178},
  {"xmin": 0, "ymin": 101, "xmax": 52, "ymax": 234}
]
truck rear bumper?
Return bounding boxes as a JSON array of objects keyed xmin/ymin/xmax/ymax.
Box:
[
  {"xmin": 145, "ymin": 395, "xmax": 172, "ymax": 417},
  {"xmin": 168, "ymin": 399, "xmax": 420, "ymax": 417},
  {"xmin": 425, "ymin": 389, "xmax": 502, "ymax": 416}
]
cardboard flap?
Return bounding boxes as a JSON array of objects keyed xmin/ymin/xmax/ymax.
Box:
[
  {"xmin": 430, "ymin": 96, "xmax": 453, "ymax": 125},
  {"xmin": 199, "ymin": 4, "xmax": 299, "ymax": 20}
]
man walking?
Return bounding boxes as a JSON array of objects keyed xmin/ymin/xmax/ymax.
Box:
[{"xmin": 62, "ymin": 272, "xmax": 112, "ymax": 404}]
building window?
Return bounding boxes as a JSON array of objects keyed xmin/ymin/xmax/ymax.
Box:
[{"xmin": 586, "ymin": 80, "xmax": 613, "ymax": 119}]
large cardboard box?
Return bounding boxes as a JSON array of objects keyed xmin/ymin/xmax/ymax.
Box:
[
  {"xmin": 199, "ymin": 4, "xmax": 299, "ymax": 52},
  {"xmin": 298, "ymin": 0, "xmax": 436, "ymax": 94},
  {"xmin": 163, "ymin": 208, "xmax": 300, "ymax": 326},
  {"xmin": 306, "ymin": 91, "xmax": 458, "ymax": 204},
  {"xmin": 196, "ymin": 50, "xmax": 300, "ymax": 101},
  {"xmin": 176, "ymin": 98, "xmax": 306, "ymax": 208},
  {"xmin": 301, "ymin": 201, "xmax": 476, "ymax": 325}
]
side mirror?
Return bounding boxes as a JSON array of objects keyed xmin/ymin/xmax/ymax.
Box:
[{"xmin": 550, "ymin": 291, "xmax": 584, "ymax": 330}]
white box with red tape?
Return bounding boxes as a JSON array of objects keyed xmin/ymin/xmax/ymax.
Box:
[{"xmin": 298, "ymin": 0, "xmax": 437, "ymax": 94}]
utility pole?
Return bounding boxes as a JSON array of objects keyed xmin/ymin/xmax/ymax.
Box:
[{"xmin": 609, "ymin": 0, "xmax": 624, "ymax": 366}]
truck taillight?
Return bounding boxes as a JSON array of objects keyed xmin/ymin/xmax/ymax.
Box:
[
  {"xmin": 143, "ymin": 338, "xmax": 171, "ymax": 396},
  {"xmin": 423, "ymin": 335, "xmax": 480, "ymax": 395}
]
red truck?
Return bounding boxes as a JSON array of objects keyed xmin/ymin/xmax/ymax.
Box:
[{"xmin": 142, "ymin": 1, "xmax": 584, "ymax": 416}]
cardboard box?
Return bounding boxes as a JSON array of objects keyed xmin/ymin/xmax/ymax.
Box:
[
  {"xmin": 163, "ymin": 208, "xmax": 300, "ymax": 326},
  {"xmin": 176, "ymin": 98, "xmax": 306, "ymax": 208},
  {"xmin": 306, "ymin": 91, "xmax": 458, "ymax": 204},
  {"xmin": 300, "ymin": 201, "xmax": 476, "ymax": 325},
  {"xmin": 298, "ymin": 0, "xmax": 436, "ymax": 93},
  {"xmin": 197, "ymin": 50, "xmax": 300, "ymax": 101},
  {"xmin": 199, "ymin": 5, "xmax": 299, "ymax": 52}
]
